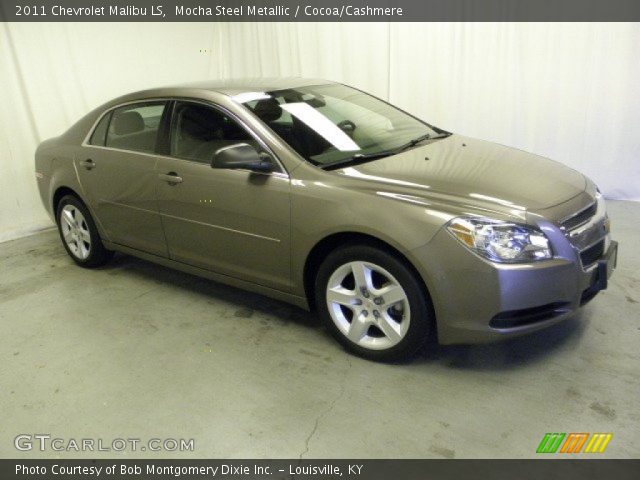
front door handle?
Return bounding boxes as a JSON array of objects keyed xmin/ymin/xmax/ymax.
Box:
[
  {"xmin": 80, "ymin": 159, "xmax": 95, "ymax": 170},
  {"xmin": 158, "ymin": 172, "xmax": 183, "ymax": 185}
]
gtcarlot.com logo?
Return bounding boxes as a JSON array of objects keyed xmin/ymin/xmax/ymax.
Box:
[
  {"xmin": 15, "ymin": 434, "xmax": 195, "ymax": 452},
  {"xmin": 536, "ymin": 433, "xmax": 613, "ymax": 454}
]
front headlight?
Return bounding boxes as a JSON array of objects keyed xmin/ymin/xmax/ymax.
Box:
[{"xmin": 446, "ymin": 217, "xmax": 552, "ymax": 263}]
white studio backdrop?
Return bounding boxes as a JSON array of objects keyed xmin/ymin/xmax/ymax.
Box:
[{"xmin": 1, "ymin": 22, "xmax": 639, "ymax": 242}]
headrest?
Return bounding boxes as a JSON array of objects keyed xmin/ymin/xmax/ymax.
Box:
[
  {"xmin": 251, "ymin": 98, "xmax": 283, "ymax": 123},
  {"xmin": 113, "ymin": 111, "xmax": 144, "ymax": 135}
]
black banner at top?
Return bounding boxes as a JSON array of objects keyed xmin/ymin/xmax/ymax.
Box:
[{"xmin": 2, "ymin": 0, "xmax": 640, "ymax": 22}]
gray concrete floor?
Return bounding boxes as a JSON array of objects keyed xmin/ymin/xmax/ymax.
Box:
[{"xmin": 1, "ymin": 201, "xmax": 639, "ymax": 459}]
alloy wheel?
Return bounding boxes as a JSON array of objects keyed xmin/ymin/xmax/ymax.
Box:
[
  {"xmin": 60, "ymin": 204, "xmax": 91, "ymax": 260},
  {"xmin": 326, "ymin": 261, "xmax": 411, "ymax": 350}
]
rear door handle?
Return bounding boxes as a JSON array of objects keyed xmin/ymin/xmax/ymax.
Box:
[
  {"xmin": 80, "ymin": 159, "xmax": 95, "ymax": 170},
  {"xmin": 158, "ymin": 172, "xmax": 183, "ymax": 185}
]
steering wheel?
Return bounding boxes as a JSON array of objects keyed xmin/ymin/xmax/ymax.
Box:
[{"xmin": 337, "ymin": 120, "xmax": 356, "ymax": 134}]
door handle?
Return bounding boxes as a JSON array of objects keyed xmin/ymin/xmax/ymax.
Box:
[
  {"xmin": 158, "ymin": 172, "xmax": 183, "ymax": 185},
  {"xmin": 80, "ymin": 159, "xmax": 95, "ymax": 170}
]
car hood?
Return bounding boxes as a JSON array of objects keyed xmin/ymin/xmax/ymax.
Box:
[{"xmin": 337, "ymin": 135, "xmax": 586, "ymax": 211}]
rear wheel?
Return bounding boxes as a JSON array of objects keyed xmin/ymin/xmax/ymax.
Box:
[
  {"xmin": 315, "ymin": 244, "xmax": 433, "ymax": 362},
  {"xmin": 56, "ymin": 195, "xmax": 113, "ymax": 268}
]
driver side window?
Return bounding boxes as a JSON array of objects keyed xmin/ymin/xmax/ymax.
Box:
[{"xmin": 170, "ymin": 102, "xmax": 256, "ymax": 164}]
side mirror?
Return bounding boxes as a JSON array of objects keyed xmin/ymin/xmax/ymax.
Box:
[{"xmin": 212, "ymin": 143, "xmax": 273, "ymax": 173}]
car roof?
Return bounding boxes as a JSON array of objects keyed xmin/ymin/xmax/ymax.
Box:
[
  {"xmin": 90, "ymin": 77, "xmax": 340, "ymax": 123},
  {"xmin": 168, "ymin": 77, "xmax": 337, "ymax": 95}
]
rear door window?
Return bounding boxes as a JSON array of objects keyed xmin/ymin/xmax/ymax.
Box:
[{"xmin": 105, "ymin": 102, "xmax": 167, "ymax": 154}]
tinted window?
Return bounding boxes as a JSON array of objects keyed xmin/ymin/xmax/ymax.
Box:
[
  {"xmin": 88, "ymin": 111, "xmax": 111, "ymax": 146},
  {"xmin": 105, "ymin": 102, "xmax": 167, "ymax": 154},
  {"xmin": 171, "ymin": 102, "xmax": 255, "ymax": 163}
]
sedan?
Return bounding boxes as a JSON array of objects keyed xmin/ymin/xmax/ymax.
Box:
[{"xmin": 35, "ymin": 78, "xmax": 617, "ymax": 361}]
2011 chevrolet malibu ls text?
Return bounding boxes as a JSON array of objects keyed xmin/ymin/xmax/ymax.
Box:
[{"xmin": 35, "ymin": 78, "xmax": 618, "ymax": 361}]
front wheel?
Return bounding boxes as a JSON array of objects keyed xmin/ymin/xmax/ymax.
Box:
[
  {"xmin": 56, "ymin": 195, "xmax": 113, "ymax": 268},
  {"xmin": 315, "ymin": 244, "xmax": 433, "ymax": 362}
]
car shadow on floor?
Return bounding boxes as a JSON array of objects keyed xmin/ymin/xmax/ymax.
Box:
[
  {"xmin": 101, "ymin": 252, "xmax": 588, "ymax": 370},
  {"xmin": 102, "ymin": 252, "xmax": 322, "ymax": 330}
]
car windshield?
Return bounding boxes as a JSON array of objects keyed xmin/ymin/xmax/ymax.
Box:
[{"xmin": 238, "ymin": 84, "xmax": 445, "ymax": 168}]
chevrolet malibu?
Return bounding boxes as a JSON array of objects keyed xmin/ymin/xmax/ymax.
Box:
[{"xmin": 35, "ymin": 78, "xmax": 618, "ymax": 361}]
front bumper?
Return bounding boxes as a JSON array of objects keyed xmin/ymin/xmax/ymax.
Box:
[{"xmin": 411, "ymin": 226, "xmax": 618, "ymax": 345}]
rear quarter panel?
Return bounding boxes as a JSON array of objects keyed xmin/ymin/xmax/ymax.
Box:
[
  {"xmin": 35, "ymin": 137, "xmax": 111, "ymax": 240},
  {"xmin": 35, "ymin": 140, "xmax": 77, "ymax": 216}
]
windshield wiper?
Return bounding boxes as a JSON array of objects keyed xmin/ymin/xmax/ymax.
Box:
[
  {"xmin": 397, "ymin": 133, "xmax": 432, "ymax": 152},
  {"xmin": 319, "ymin": 132, "xmax": 452, "ymax": 170},
  {"xmin": 396, "ymin": 132, "xmax": 451, "ymax": 153},
  {"xmin": 319, "ymin": 150, "xmax": 397, "ymax": 170}
]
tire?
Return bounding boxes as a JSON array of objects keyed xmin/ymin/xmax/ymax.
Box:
[
  {"xmin": 315, "ymin": 244, "xmax": 433, "ymax": 362},
  {"xmin": 56, "ymin": 194, "xmax": 113, "ymax": 268}
]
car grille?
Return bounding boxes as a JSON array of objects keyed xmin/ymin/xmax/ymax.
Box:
[
  {"xmin": 580, "ymin": 240, "xmax": 604, "ymax": 268},
  {"xmin": 561, "ymin": 202, "xmax": 597, "ymax": 231},
  {"xmin": 558, "ymin": 198, "xmax": 607, "ymax": 268}
]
